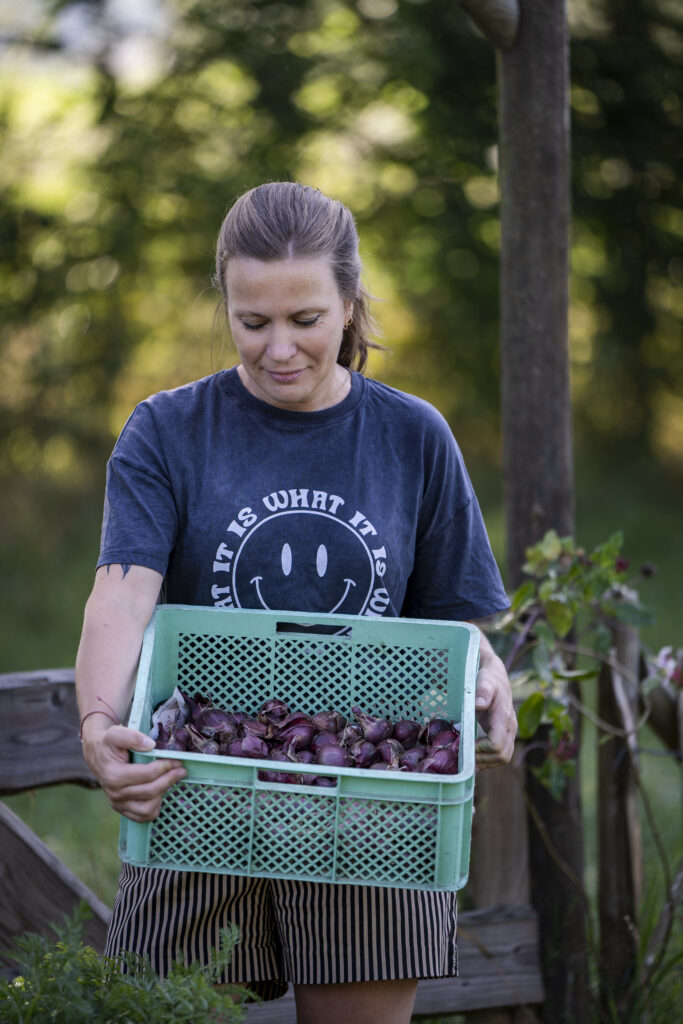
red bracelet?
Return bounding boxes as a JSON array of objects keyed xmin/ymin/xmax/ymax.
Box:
[{"xmin": 79, "ymin": 696, "xmax": 121, "ymax": 740}]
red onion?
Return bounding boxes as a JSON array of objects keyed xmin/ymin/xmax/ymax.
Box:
[
  {"xmin": 279, "ymin": 722, "xmax": 316, "ymax": 750},
  {"xmin": 258, "ymin": 768, "xmax": 302, "ymax": 785},
  {"xmin": 430, "ymin": 728, "xmax": 458, "ymax": 749},
  {"xmin": 421, "ymin": 718, "xmax": 452, "ymax": 745},
  {"xmin": 173, "ymin": 725, "xmax": 191, "ymax": 749},
  {"xmin": 258, "ymin": 698, "xmax": 290, "ymax": 726},
  {"xmin": 421, "ymin": 747, "xmax": 458, "ymax": 774},
  {"xmin": 400, "ymin": 745, "xmax": 427, "ymax": 771},
  {"xmin": 310, "ymin": 731, "xmax": 339, "ymax": 754},
  {"xmin": 182, "ymin": 690, "xmax": 212, "ymax": 720},
  {"xmin": 313, "ymin": 775, "xmax": 338, "ymax": 787},
  {"xmin": 241, "ymin": 734, "xmax": 269, "ymax": 759},
  {"xmin": 241, "ymin": 716, "xmax": 270, "ymax": 738},
  {"xmin": 155, "ymin": 726, "xmax": 187, "ymax": 752},
  {"xmin": 315, "ymin": 746, "xmax": 352, "ymax": 767},
  {"xmin": 195, "ymin": 707, "xmax": 238, "ymax": 739},
  {"xmin": 311, "ymin": 710, "xmax": 346, "ymax": 733},
  {"xmin": 225, "ymin": 738, "xmax": 244, "ymax": 757},
  {"xmin": 339, "ymin": 723, "xmax": 363, "ymax": 747},
  {"xmin": 349, "ymin": 739, "xmax": 379, "ymax": 767},
  {"xmin": 278, "ymin": 711, "xmax": 313, "ymax": 729},
  {"xmin": 187, "ymin": 724, "xmax": 220, "ymax": 754},
  {"xmin": 294, "ymin": 748, "xmax": 315, "ymax": 764},
  {"xmin": 392, "ymin": 719, "xmax": 420, "ymax": 749},
  {"xmin": 352, "ymin": 706, "xmax": 392, "ymax": 744},
  {"xmin": 269, "ymin": 747, "xmax": 295, "ymax": 764},
  {"xmin": 377, "ymin": 738, "xmax": 404, "ymax": 766}
]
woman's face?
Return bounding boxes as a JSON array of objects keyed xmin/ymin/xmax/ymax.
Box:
[{"xmin": 225, "ymin": 256, "xmax": 353, "ymax": 412}]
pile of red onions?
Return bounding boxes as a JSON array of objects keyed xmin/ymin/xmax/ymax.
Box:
[{"xmin": 151, "ymin": 690, "xmax": 461, "ymax": 785}]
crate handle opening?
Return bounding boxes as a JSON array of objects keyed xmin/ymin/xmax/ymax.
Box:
[{"xmin": 276, "ymin": 621, "xmax": 353, "ymax": 638}]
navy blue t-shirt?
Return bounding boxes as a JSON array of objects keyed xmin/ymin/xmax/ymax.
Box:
[{"xmin": 98, "ymin": 368, "xmax": 509, "ymax": 622}]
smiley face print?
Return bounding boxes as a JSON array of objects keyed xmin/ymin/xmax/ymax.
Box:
[{"xmin": 232, "ymin": 510, "xmax": 375, "ymax": 613}]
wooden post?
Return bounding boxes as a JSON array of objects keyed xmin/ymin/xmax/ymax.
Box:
[
  {"xmin": 597, "ymin": 624, "xmax": 643, "ymax": 1016},
  {"xmin": 499, "ymin": 0, "xmax": 575, "ymax": 580},
  {"xmin": 496, "ymin": 3, "xmax": 589, "ymax": 1019}
]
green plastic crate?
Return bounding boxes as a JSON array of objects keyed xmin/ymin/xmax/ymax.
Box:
[{"xmin": 119, "ymin": 606, "xmax": 480, "ymax": 891}]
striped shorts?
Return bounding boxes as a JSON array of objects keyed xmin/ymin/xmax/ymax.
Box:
[{"xmin": 105, "ymin": 864, "xmax": 458, "ymax": 1001}]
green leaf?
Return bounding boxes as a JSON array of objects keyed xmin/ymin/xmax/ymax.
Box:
[
  {"xmin": 511, "ymin": 580, "xmax": 536, "ymax": 613},
  {"xmin": 607, "ymin": 601, "xmax": 655, "ymax": 627},
  {"xmin": 517, "ymin": 691, "xmax": 546, "ymax": 738},
  {"xmin": 545, "ymin": 598, "xmax": 574, "ymax": 638},
  {"xmin": 533, "ymin": 620, "xmax": 556, "ymax": 646},
  {"xmin": 532, "ymin": 639, "xmax": 553, "ymax": 682},
  {"xmin": 552, "ymin": 666, "xmax": 600, "ymax": 681},
  {"xmin": 539, "ymin": 530, "xmax": 563, "ymax": 561}
]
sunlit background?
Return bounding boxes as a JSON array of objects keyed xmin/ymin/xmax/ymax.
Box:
[{"xmin": 1, "ymin": 0, "xmax": 681, "ymax": 912}]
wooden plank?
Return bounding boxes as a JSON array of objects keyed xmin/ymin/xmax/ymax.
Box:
[
  {"xmin": 0, "ymin": 799, "xmax": 111, "ymax": 972},
  {"xmin": 468, "ymin": 746, "xmax": 530, "ymax": 908},
  {"xmin": 597, "ymin": 626, "xmax": 642, "ymax": 1015},
  {"xmin": 0, "ymin": 669, "xmax": 98, "ymax": 793},
  {"xmin": 244, "ymin": 907, "xmax": 543, "ymax": 1021}
]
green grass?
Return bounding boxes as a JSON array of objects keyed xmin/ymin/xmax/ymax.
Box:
[{"xmin": 3, "ymin": 787, "xmax": 121, "ymax": 907}]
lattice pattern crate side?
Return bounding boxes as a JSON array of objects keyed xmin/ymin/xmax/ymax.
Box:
[{"xmin": 122, "ymin": 606, "xmax": 479, "ymax": 890}]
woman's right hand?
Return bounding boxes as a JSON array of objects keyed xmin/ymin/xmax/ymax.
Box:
[{"xmin": 81, "ymin": 719, "xmax": 187, "ymax": 823}]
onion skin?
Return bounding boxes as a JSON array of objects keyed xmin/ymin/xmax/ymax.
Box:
[
  {"xmin": 349, "ymin": 739, "xmax": 379, "ymax": 768},
  {"xmin": 376, "ymin": 738, "xmax": 404, "ymax": 766},
  {"xmin": 430, "ymin": 729, "xmax": 458, "ymax": 749},
  {"xmin": 242, "ymin": 716, "xmax": 270, "ymax": 738},
  {"xmin": 279, "ymin": 722, "xmax": 317, "ymax": 751},
  {"xmin": 351, "ymin": 706, "xmax": 392, "ymax": 744},
  {"xmin": 421, "ymin": 718, "xmax": 452, "ymax": 745},
  {"xmin": 311, "ymin": 710, "xmax": 346, "ymax": 733},
  {"xmin": 258, "ymin": 698, "xmax": 290, "ymax": 726},
  {"xmin": 421, "ymin": 748, "xmax": 458, "ymax": 774},
  {"xmin": 339, "ymin": 723, "xmax": 363, "ymax": 747}
]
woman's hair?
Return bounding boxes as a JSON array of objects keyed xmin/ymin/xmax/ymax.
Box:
[{"xmin": 214, "ymin": 181, "xmax": 381, "ymax": 373}]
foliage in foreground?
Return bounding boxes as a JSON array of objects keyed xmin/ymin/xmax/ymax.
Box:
[
  {"xmin": 492, "ymin": 529, "xmax": 683, "ymax": 1022},
  {"xmin": 0, "ymin": 903, "xmax": 248, "ymax": 1024},
  {"xmin": 495, "ymin": 529, "xmax": 664, "ymax": 797}
]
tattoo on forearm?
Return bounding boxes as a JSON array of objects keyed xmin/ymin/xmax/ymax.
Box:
[{"xmin": 105, "ymin": 564, "xmax": 132, "ymax": 579}]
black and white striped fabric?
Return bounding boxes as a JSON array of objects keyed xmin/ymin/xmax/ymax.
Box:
[{"xmin": 105, "ymin": 864, "xmax": 458, "ymax": 1001}]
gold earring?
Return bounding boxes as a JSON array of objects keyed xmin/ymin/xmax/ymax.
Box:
[{"xmin": 344, "ymin": 315, "xmax": 353, "ymax": 329}]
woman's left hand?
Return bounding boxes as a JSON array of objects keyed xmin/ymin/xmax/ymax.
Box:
[{"xmin": 470, "ymin": 625, "xmax": 517, "ymax": 769}]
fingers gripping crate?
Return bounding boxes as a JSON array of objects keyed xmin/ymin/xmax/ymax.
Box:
[{"xmin": 119, "ymin": 606, "xmax": 480, "ymax": 891}]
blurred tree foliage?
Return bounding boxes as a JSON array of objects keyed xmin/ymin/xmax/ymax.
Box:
[{"xmin": 0, "ymin": 0, "xmax": 681, "ymax": 664}]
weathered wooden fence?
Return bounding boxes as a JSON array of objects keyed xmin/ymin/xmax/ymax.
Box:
[
  {"xmin": 0, "ymin": 668, "xmax": 544, "ymax": 1020},
  {"xmin": 1, "ymin": 638, "xmax": 679, "ymax": 1021}
]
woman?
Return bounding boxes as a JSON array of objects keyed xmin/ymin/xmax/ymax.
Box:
[{"xmin": 76, "ymin": 181, "xmax": 517, "ymax": 1024}]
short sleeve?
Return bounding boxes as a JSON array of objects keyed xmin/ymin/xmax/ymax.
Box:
[
  {"xmin": 97, "ymin": 404, "xmax": 178, "ymax": 576},
  {"xmin": 401, "ymin": 416, "xmax": 509, "ymax": 621}
]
